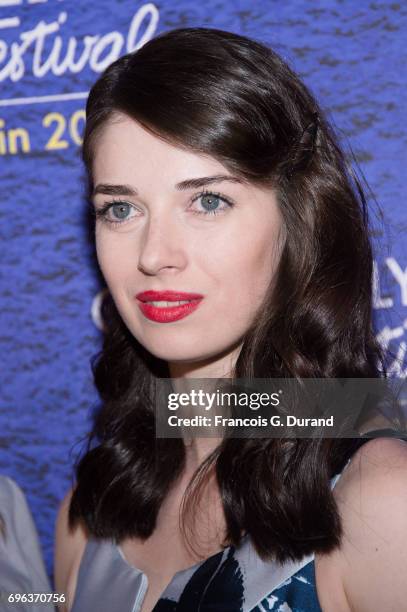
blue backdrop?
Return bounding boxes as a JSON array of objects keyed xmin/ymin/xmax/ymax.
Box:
[{"xmin": 0, "ymin": 0, "xmax": 406, "ymax": 578}]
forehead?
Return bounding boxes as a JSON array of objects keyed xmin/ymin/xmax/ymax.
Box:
[{"xmin": 91, "ymin": 114, "xmax": 232, "ymax": 185}]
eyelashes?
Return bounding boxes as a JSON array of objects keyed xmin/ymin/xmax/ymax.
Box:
[
  {"xmin": 190, "ymin": 191, "xmax": 234, "ymax": 217},
  {"xmin": 92, "ymin": 190, "xmax": 235, "ymax": 228},
  {"xmin": 93, "ymin": 200, "xmax": 135, "ymax": 227}
]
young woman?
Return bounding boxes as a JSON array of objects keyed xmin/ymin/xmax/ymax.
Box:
[
  {"xmin": 0, "ymin": 476, "xmax": 53, "ymax": 611},
  {"xmin": 55, "ymin": 27, "xmax": 407, "ymax": 612}
]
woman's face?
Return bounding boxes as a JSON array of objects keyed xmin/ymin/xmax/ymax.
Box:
[{"xmin": 91, "ymin": 113, "xmax": 284, "ymax": 372}]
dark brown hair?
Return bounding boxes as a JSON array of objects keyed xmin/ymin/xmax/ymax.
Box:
[{"xmin": 70, "ymin": 27, "xmax": 387, "ymax": 563}]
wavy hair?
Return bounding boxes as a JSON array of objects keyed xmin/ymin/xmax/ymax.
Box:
[{"xmin": 70, "ymin": 27, "xmax": 388, "ymax": 563}]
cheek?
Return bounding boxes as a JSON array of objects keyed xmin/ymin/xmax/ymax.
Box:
[
  {"xmin": 95, "ymin": 233, "xmax": 129, "ymax": 289},
  {"xmin": 210, "ymin": 232, "xmax": 279, "ymax": 331},
  {"xmin": 225, "ymin": 231, "xmax": 279, "ymax": 297},
  {"xmin": 95, "ymin": 237, "xmax": 112, "ymax": 283}
]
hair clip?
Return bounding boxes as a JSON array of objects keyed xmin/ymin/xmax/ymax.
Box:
[
  {"xmin": 300, "ymin": 111, "xmax": 319, "ymax": 148},
  {"xmin": 286, "ymin": 111, "xmax": 320, "ymax": 180}
]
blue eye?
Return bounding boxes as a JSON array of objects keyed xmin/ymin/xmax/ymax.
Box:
[
  {"xmin": 191, "ymin": 191, "xmax": 234, "ymax": 216},
  {"xmin": 93, "ymin": 200, "xmax": 137, "ymax": 226},
  {"xmin": 93, "ymin": 190, "xmax": 235, "ymax": 227},
  {"xmin": 110, "ymin": 202, "xmax": 132, "ymax": 219}
]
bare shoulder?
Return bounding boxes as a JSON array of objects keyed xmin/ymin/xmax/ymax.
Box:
[
  {"xmin": 332, "ymin": 437, "xmax": 407, "ymax": 612},
  {"xmin": 54, "ymin": 488, "xmax": 88, "ymax": 612}
]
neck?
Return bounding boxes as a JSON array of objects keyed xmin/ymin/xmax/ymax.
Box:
[
  {"xmin": 168, "ymin": 341, "xmax": 242, "ymax": 469},
  {"xmin": 168, "ymin": 342, "xmax": 241, "ymax": 380}
]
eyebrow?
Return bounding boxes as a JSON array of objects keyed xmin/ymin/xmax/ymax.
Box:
[{"xmin": 92, "ymin": 174, "xmax": 244, "ymax": 197}]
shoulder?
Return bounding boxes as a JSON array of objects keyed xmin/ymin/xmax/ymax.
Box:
[
  {"xmin": 0, "ymin": 476, "xmax": 51, "ymax": 591},
  {"xmin": 0, "ymin": 475, "xmax": 27, "ymax": 508},
  {"xmin": 333, "ymin": 437, "xmax": 407, "ymax": 612},
  {"xmin": 54, "ymin": 488, "xmax": 88, "ymax": 612},
  {"xmin": 0, "ymin": 475, "xmax": 36, "ymax": 536}
]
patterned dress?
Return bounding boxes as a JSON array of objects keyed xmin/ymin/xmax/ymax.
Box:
[{"xmin": 71, "ymin": 429, "xmax": 406, "ymax": 612}]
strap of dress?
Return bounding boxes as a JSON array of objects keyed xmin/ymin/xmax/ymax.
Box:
[{"xmin": 360, "ymin": 427, "xmax": 407, "ymax": 439}]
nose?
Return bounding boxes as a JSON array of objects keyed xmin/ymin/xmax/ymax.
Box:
[{"xmin": 137, "ymin": 210, "xmax": 187, "ymax": 276}]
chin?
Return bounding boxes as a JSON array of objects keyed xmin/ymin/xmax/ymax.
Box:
[
  {"xmin": 144, "ymin": 344, "xmax": 212, "ymax": 364},
  {"xmin": 141, "ymin": 337, "xmax": 231, "ymax": 366}
]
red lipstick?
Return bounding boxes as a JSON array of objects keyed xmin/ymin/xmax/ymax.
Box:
[{"xmin": 135, "ymin": 290, "xmax": 204, "ymax": 323}]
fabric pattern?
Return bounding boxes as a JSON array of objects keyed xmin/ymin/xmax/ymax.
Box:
[{"xmin": 252, "ymin": 560, "xmax": 321, "ymax": 612}]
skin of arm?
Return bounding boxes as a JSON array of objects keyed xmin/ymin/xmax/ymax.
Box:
[
  {"xmin": 334, "ymin": 437, "xmax": 407, "ymax": 612},
  {"xmin": 54, "ymin": 489, "xmax": 88, "ymax": 612}
]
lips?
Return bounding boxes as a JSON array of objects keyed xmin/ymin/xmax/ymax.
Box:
[
  {"xmin": 135, "ymin": 290, "xmax": 204, "ymax": 323},
  {"xmin": 136, "ymin": 290, "xmax": 204, "ymax": 302}
]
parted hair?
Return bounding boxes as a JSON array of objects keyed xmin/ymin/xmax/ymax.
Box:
[{"xmin": 69, "ymin": 27, "xmax": 387, "ymax": 563}]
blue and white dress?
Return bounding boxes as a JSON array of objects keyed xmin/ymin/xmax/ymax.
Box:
[{"xmin": 71, "ymin": 430, "xmax": 406, "ymax": 612}]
